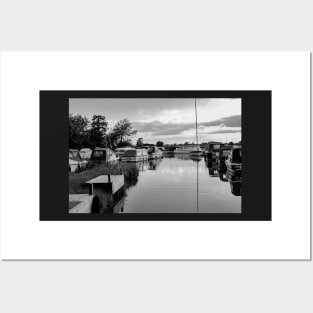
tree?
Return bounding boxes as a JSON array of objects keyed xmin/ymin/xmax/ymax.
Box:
[
  {"xmin": 89, "ymin": 115, "xmax": 108, "ymax": 148},
  {"xmin": 111, "ymin": 118, "xmax": 137, "ymax": 145},
  {"xmin": 156, "ymin": 141, "xmax": 164, "ymax": 147},
  {"xmin": 118, "ymin": 141, "xmax": 135, "ymax": 148},
  {"xmin": 69, "ymin": 114, "xmax": 89, "ymax": 149}
]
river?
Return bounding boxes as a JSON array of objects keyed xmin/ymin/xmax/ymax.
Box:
[{"xmin": 119, "ymin": 156, "xmax": 241, "ymax": 213}]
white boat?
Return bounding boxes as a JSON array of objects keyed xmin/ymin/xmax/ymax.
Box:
[
  {"xmin": 89, "ymin": 147, "xmax": 118, "ymax": 165},
  {"xmin": 190, "ymin": 147, "xmax": 203, "ymax": 157},
  {"xmin": 142, "ymin": 145, "xmax": 163, "ymax": 159},
  {"xmin": 190, "ymin": 149, "xmax": 203, "ymax": 158},
  {"xmin": 79, "ymin": 148, "xmax": 92, "ymax": 159},
  {"xmin": 174, "ymin": 146, "xmax": 197, "ymax": 154},
  {"xmin": 115, "ymin": 147, "xmax": 135, "ymax": 159},
  {"xmin": 121, "ymin": 148, "xmax": 148, "ymax": 162},
  {"xmin": 69, "ymin": 149, "xmax": 88, "ymax": 172}
]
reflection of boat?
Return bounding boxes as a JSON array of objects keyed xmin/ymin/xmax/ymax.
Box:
[
  {"xmin": 120, "ymin": 160, "xmax": 148, "ymax": 171},
  {"xmin": 217, "ymin": 145, "xmax": 232, "ymax": 181},
  {"xmin": 190, "ymin": 151, "xmax": 203, "ymax": 160},
  {"xmin": 190, "ymin": 98, "xmax": 204, "ymax": 159},
  {"xmin": 175, "ymin": 153, "xmax": 191, "ymax": 160},
  {"xmin": 229, "ymin": 182, "xmax": 241, "ymax": 196},
  {"xmin": 174, "ymin": 146, "xmax": 197, "ymax": 154},
  {"xmin": 191, "ymin": 157, "xmax": 202, "ymax": 162},
  {"xmin": 148, "ymin": 158, "xmax": 161, "ymax": 170},
  {"xmin": 158, "ymin": 147, "xmax": 174, "ymax": 157},
  {"xmin": 142, "ymin": 146, "xmax": 163, "ymax": 159},
  {"xmin": 208, "ymin": 166, "xmax": 219, "ymax": 177},
  {"xmin": 190, "ymin": 150, "xmax": 203, "ymax": 158},
  {"xmin": 121, "ymin": 149, "xmax": 148, "ymax": 162},
  {"xmin": 161, "ymin": 150, "xmax": 174, "ymax": 157}
]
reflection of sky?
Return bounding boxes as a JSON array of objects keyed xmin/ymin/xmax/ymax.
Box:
[
  {"xmin": 70, "ymin": 98, "xmax": 241, "ymax": 144},
  {"xmin": 123, "ymin": 157, "xmax": 241, "ymax": 213}
]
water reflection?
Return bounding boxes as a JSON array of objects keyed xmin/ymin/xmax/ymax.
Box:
[
  {"xmin": 148, "ymin": 158, "xmax": 161, "ymax": 170},
  {"xmin": 120, "ymin": 161, "xmax": 146, "ymax": 188},
  {"xmin": 205, "ymin": 155, "xmax": 242, "ymax": 196},
  {"xmin": 81, "ymin": 154, "xmax": 241, "ymax": 213},
  {"xmin": 175, "ymin": 153, "xmax": 190, "ymax": 160},
  {"xmin": 121, "ymin": 156, "xmax": 241, "ymax": 213},
  {"xmin": 229, "ymin": 182, "xmax": 241, "ymax": 196}
]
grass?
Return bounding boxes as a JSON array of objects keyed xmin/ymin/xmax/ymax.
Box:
[{"xmin": 69, "ymin": 162, "xmax": 123, "ymax": 194}]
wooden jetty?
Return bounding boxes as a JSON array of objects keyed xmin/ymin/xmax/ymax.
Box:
[
  {"xmin": 86, "ymin": 174, "xmax": 124, "ymax": 195},
  {"xmin": 69, "ymin": 174, "xmax": 125, "ymax": 214},
  {"xmin": 86, "ymin": 174, "xmax": 125, "ymax": 213}
]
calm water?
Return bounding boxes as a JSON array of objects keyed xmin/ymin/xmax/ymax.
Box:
[{"xmin": 120, "ymin": 156, "xmax": 241, "ymax": 213}]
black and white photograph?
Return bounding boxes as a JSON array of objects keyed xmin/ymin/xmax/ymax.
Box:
[{"xmin": 69, "ymin": 98, "xmax": 242, "ymax": 214}]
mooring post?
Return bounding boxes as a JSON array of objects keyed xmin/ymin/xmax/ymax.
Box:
[{"xmin": 108, "ymin": 174, "xmax": 111, "ymax": 183}]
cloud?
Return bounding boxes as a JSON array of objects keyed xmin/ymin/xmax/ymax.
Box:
[
  {"xmin": 132, "ymin": 115, "xmax": 241, "ymax": 137},
  {"xmin": 200, "ymin": 115, "xmax": 241, "ymax": 128},
  {"xmin": 207, "ymin": 129, "xmax": 241, "ymax": 134}
]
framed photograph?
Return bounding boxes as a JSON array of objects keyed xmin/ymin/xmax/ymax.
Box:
[
  {"xmin": 40, "ymin": 90, "xmax": 271, "ymax": 221},
  {"xmin": 0, "ymin": 52, "xmax": 310, "ymax": 260}
]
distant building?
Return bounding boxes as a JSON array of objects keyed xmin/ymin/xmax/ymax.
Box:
[{"xmin": 136, "ymin": 138, "xmax": 144, "ymax": 146}]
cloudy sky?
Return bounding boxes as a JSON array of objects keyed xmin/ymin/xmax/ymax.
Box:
[{"xmin": 69, "ymin": 98, "xmax": 241, "ymax": 144}]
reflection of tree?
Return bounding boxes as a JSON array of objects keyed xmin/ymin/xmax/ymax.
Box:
[
  {"xmin": 120, "ymin": 162, "xmax": 140, "ymax": 188},
  {"xmin": 149, "ymin": 158, "xmax": 161, "ymax": 170}
]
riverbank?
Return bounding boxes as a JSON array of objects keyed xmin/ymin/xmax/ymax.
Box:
[{"xmin": 69, "ymin": 162, "xmax": 122, "ymax": 194}]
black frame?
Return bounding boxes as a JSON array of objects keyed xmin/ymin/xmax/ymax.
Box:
[{"xmin": 40, "ymin": 91, "xmax": 271, "ymax": 221}]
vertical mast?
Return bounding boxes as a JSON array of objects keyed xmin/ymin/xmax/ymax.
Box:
[{"xmin": 195, "ymin": 98, "xmax": 198, "ymax": 147}]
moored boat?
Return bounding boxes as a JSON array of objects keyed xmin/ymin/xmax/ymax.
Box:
[
  {"xmin": 115, "ymin": 147, "xmax": 135, "ymax": 159},
  {"xmin": 142, "ymin": 145, "xmax": 163, "ymax": 159},
  {"xmin": 88, "ymin": 147, "xmax": 118, "ymax": 166},
  {"xmin": 69, "ymin": 149, "xmax": 88, "ymax": 172},
  {"xmin": 190, "ymin": 147, "xmax": 203, "ymax": 158},
  {"xmin": 174, "ymin": 146, "xmax": 197, "ymax": 154},
  {"xmin": 121, "ymin": 148, "xmax": 148, "ymax": 162},
  {"xmin": 204, "ymin": 142, "xmax": 224, "ymax": 163},
  {"xmin": 79, "ymin": 148, "xmax": 92, "ymax": 160},
  {"xmin": 226, "ymin": 146, "xmax": 242, "ymax": 184},
  {"xmin": 217, "ymin": 145, "xmax": 232, "ymax": 181}
]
